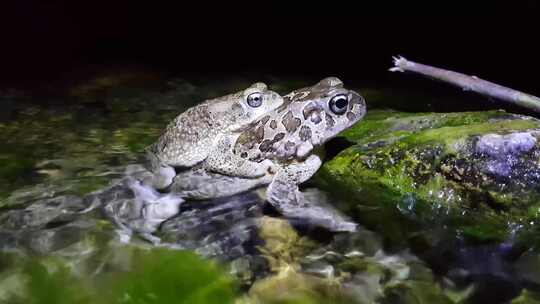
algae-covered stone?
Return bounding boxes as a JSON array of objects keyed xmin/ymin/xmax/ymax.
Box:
[
  {"xmin": 241, "ymin": 266, "xmax": 351, "ymax": 304},
  {"xmin": 317, "ymin": 110, "xmax": 540, "ymax": 246},
  {"xmin": 257, "ymin": 216, "xmax": 316, "ymax": 272}
]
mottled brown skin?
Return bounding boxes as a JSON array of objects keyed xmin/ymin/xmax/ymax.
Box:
[
  {"xmin": 172, "ymin": 77, "xmax": 367, "ymax": 232},
  {"xmin": 143, "ymin": 83, "xmax": 283, "ymax": 189},
  {"xmin": 233, "ymin": 77, "xmax": 365, "ymax": 164},
  {"xmin": 111, "ymin": 79, "xmax": 365, "ymax": 244}
]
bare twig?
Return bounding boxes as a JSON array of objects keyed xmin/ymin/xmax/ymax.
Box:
[{"xmin": 389, "ymin": 56, "xmax": 540, "ymax": 113}]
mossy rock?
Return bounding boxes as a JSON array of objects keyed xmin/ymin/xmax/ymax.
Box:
[{"xmin": 316, "ymin": 109, "xmax": 540, "ymax": 247}]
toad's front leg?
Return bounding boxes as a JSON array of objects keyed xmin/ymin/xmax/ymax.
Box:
[
  {"xmin": 265, "ymin": 153, "xmax": 356, "ymax": 232},
  {"xmin": 203, "ymin": 134, "xmax": 274, "ymax": 178}
]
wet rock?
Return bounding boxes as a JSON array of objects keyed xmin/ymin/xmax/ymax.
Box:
[
  {"xmin": 317, "ymin": 110, "xmax": 540, "ymax": 246},
  {"xmin": 241, "ymin": 221, "xmax": 455, "ymax": 304},
  {"xmin": 21, "ymin": 225, "xmax": 86, "ymax": 254},
  {"xmin": 0, "ymin": 195, "xmax": 86, "ymax": 230},
  {"xmin": 160, "ymin": 192, "xmax": 265, "ymax": 260},
  {"xmin": 0, "ymin": 188, "xmax": 115, "ymax": 256},
  {"xmin": 475, "ymin": 132, "xmax": 537, "ymax": 158},
  {"xmin": 101, "ymin": 177, "xmax": 184, "ymax": 244}
]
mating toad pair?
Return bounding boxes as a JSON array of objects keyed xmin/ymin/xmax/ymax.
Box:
[{"xmin": 141, "ymin": 77, "xmax": 366, "ymax": 232}]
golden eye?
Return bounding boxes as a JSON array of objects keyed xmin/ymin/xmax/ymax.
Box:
[
  {"xmin": 329, "ymin": 94, "xmax": 348, "ymax": 115},
  {"xmin": 247, "ymin": 92, "xmax": 263, "ymax": 107}
]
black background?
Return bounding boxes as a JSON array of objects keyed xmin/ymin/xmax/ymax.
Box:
[{"xmin": 3, "ymin": 1, "xmax": 540, "ymax": 96}]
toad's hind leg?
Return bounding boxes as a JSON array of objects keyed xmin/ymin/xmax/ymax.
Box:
[
  {"xmin": 266, "ymin": 154, "xmax": 357, "ymax": 232},
  {"xmin": 142, "ymin": 149, "xmax": 177, "ymax": 190}
]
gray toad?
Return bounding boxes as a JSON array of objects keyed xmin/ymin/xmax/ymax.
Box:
[
  {"xmin": 171, "ymin": 77, "xmax": 366, "ymax": 231},
  {"xmin": 144, "ymin": 83, "xmax": 283, "ymax": 189}
]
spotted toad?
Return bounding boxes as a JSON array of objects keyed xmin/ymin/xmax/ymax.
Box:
[
  {"xmin": 171, "ymin": 77, "xmax": 366, "ymax": 231},
  {"xmin": 144, "ymin": 83, "xmax": 283, "ymax": 189}
]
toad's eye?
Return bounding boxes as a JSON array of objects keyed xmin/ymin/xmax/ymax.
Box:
[
  {"xmin": 329, "ymin": 94, "xmax": 348, "ymax": 115},
  {"xmin": 247, "ymin": 92, "xmax": 263, "ymax": 107}
]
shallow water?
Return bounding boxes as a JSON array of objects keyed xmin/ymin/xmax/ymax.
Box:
[{"xmin": 1, "ymin": 75, "xmax": 540, "ymax": 303}]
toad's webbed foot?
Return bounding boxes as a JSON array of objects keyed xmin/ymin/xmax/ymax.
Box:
[
  {"xmin": 104, "ymin": 178, "xmax": 184, "ymax": 244},
  {"xmin": 142, "ymin": 150, "xmax": 177, "ymax": 190},
  {"xmin": 140, "ymin": 165, "xmax": 176, "ymax": 190},
  {"xmin": 267, "ymin": 180, "xmax": 356, "ymax": 232}
]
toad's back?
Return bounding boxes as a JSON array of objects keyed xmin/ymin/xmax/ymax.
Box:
[
  {"xmin": 148, "ymin": 98, "xmax": 243, "ymax": 168},
  {"xmin": 145, "ymin": 83, "xmax": 283, "ymax": 170}
]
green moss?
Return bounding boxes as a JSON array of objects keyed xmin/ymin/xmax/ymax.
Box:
[
  {"xmin": 1, "ymin": 248, "xmax": 238, "ymax": 304},
  {"xmin": 340, "ymin": 110, "xmax": 416, "ymax": 143},
  {"xmin": 0, "ymin": 96, "xmax": 169, "ymax": 201},
  {"xmin": 69, "ymin": 176, "xmax": 111, "ymax": 197},
  {"xmin": 318, "ymin": 110, "xmax": 540, "ymax": 246},
  {"xmin": 101, "ymin": 248, "xmax": 237, "ymax": 304},
  {"xmin": 244, "ymin": 268, "xmax": 354, "ymax": 304},
  {"xmin": 512, "ymin": 290, "xmax": 540, "ymax": 304},
  {"xmin": 0, "ymin": 155, "xmax": 35, "ymax": 180},
  {"xmin": 381, "ymin": 281, "xmax": 454, "ymax": 304},
  {"xmin": 2, "ymin": 259, "xmax": 91, "ymax": 304},
  {"xmin": 321, "ymin": 152, "xmax": 513, "ymax": 243},
  {"xmin": 401, "ymin": 119, "xmax": 538, "ymax": 153},
  {"xmin": 459, "ymin": 223, "xmax": 508, "ymax": 243},
  {"xmin": 340, "ymin": 110, "xmax": 518, "ymax": 145}
]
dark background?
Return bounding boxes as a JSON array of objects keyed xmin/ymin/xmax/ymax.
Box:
[{"xmin": 3, "ymin": 1, "xmax": 540, "ymax": 96}]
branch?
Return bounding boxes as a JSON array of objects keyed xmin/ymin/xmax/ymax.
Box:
[{"xmin": 389, "ymin": 56, "xmax": 540, "ymax": 113}]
